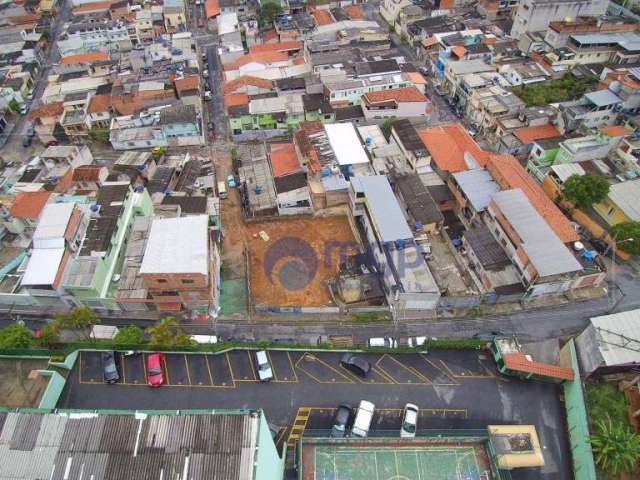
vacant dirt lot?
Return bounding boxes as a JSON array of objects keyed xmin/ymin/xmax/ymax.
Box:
[{"xmin": 246, "ymin": 216, "xmax": 358, "ymax": 307}]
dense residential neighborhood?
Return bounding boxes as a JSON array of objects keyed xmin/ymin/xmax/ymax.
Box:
[{"xmin": 0, "ymin": 0, "xmax": 638, "ymax": 478}]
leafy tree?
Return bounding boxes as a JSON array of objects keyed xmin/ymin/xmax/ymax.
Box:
[
  {"xmin": 591, "ymin": 415, "xmax": 640, "ymax": 476},
  {"xmin": 0, "ymin": 323, "xmax": 33, "ymax": 349},
  {"xmin": 53, "ymin": 306, "xmax": 100, "ymax": 341},
  {"xmin": 89, "ymin": 127, "xmax": 110, "ymax": 143},
  {"xmin": 113, "ymin": 325, "xmax": 145, "ymax": 346},
  {"xmin": 257, "ymin": 2, "xmax": 283, "ymax": 28},
  {"xmin": 381, "ymin": 118, "xmax": 395, "ymax": 141},
  {"xmin": 146, "ymin": 317, "xmax": 192, "ymax": 347},
  {"xmin": 36, "ymin": 323, "xmax": 59, "ymax": 348},
  {"xmin": 609, "ymin": 222, "xmax": 640, "ymax": 255},
  {"xmin": 563, "ymin": 173, "xmax": 610, "ymax": 208}
]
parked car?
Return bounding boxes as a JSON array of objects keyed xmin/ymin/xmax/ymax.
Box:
[
  {"xmin": 22, "ymin": 136, "xmax": 31, "ymax": 148},
  {"xmin": 351, "ymin": 400, "xmax": 375, "ymax": 437},
  {"xmin": 331, "ymin": 404, "xmax": 353, "ymax": 437},
  {"xmin": 591, "ymin": 239, "xmax": 610, "ymax": 256},
  {"xmin": 418, "ymin": 66, "xmax": 429, "ymax": 76},
  {"xmin": 203, "ymin": 69, "xmax": 209, "ymax": 78},
  {"xmin": 26, "ymin": 125, "xmax": 35, "ymax": 138},
  {"xmin": 147, "ymin": 352, "xmax": 164, "ymax": 387},
  {"xmin": 407, "ymin": 336, "xmax": 427, "ymax": 348},
  {"xmin": 204, "ymin": 91, "xmax": 212, "ymax": 101},
  {"xmin": 255, "ymin": 350, "xmax": 273, "ymax": 382},
  {"xmin": 400, "ymin": 403, "xmax": 419, "ymax": 438},
  {"xmin": 340, "ymin": 353, "xmax": 371, "ymax": 377},
  {"xmin": 197, "ymin": 17, "xmax": 205, "ymax": 28},
  {"xmin": 102, "ymin": 351, "xmax": 119, "ymax": 384},
  {"xmin": 367, "ymin": 337, "xmax": 397, "ymax": 348},
  {"xmin": 208, "ymin": 122, "xmax": 215, "ymax": 132},
  {"xmin": 19, "ymin": 104, "xmax": 28, "ymax": 115}
]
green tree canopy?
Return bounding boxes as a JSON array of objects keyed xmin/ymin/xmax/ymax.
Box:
[
  {"xmin": 381, "ymin": 118, "xmax": 395, "ymax": 141},
  {"xmin": 146, "ymin": 317, "xmax": 192, "ymax": 347},
  {"xmin": 89, "ymin": 127, "xmax": 110, "ymax": 143},
  {"xmin": 591, "ymin": 415, "xmax": 640, "ymax": 476},
  {"xmin": 0, "ymin": 323, "xmax": 33, "ymax": 349},
  {"xmin": 257, "ymin": 2, "xmax": 283, "ymax": 27},
  {"xmin": 53, "ymin": 306, "xmax": 100, "ymax": 341},
  {"xmin": 113, "ymin": 325, "xmax": 145, "ymax": 346},
  {"xmin": 609, "ymin": 222, "xmax": 640, "ymax": 255},
  {"xmin": 36, "ymin": 323, "xmax": 59, "ymax": 348},
  {"xmin": 563, "ymin": 173, "xmax": 610, "ymax": 208}
]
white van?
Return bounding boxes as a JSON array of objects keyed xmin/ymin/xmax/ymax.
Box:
[
  {"xmin": 217, "ymin": 181, "xmax": 228, "ymax": 199},
  {"xmin": 351, "ymin": 400, "xmax": 375, "ymax": 437}
]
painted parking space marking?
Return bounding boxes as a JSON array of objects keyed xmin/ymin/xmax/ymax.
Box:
[
  {"xmin": 163, "ymin": 353, "xmax": 190, "ymax": 386},
  {"xmin": 228, "ymin": 350, "xmax": 257, "ymax": 382},
  {"xmin": 79, "ymin": 351, "xmax": 103, "ymax": 383},
  {"xmin": 375, "ymin": 354, "xmax": 431, "ymax": 385},
  {"xmin": 186, "ymin": 354, "xmax": 213, "ymax": 386},
  {"xmin": 267, "ymin": 351, "xmax": 298, "ymax": 383},
  {"xmin": 208, "ymin": 353, "xmax": 235, "ymax": 387},
  {"xmin": 294, "ymin": 353, "xmax": 355, "ymax": 384},
  {"xmin": 439, "ymin": 359, "xmax": 494, "ymax": 379},
  {"xmin": 408, "ymin": 355, "xmax": 459, "ymax": 386}
]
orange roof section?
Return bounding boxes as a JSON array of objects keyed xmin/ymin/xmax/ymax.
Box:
[
  {"xmin": 503, "ymin": 352, "xmax": 575, "ymax": 381},
  {"xmin": 28, "ymin": 101, "xmax": 63, "ymax": 121},
  {"xmin": 344, "ymin": 4, "xmax": 364, "ymax": 19},
  {"xmin": 10, "ymin": 191, "xmax": 52, "ymax": 220},
  {"xmin": 262, "ymin": 29, "xmax": 278, "ymax": 42},
  {"xmin": 439, "ymin": 0, "xmax": 455, "ymax": 7},
  {"xmin": 270, "ymin": 143, "xmax": 301, "ymax": 177},
  {"xmin": 61, "ymin": 51, "xmax": 108, "ymax": 64},
  {"xmin": 222, "ymin": 75, "xmax": 273, "ymax": 94},
  {"xmin": 418, "ymin": 123, "xmax": 490, "ymax": 173},
  {"xmin": 422, "ymin": 37, "xmax": 438, "ymax": 48},
  {"xmin": 451, "ymin": 46, "xmax": 467, "ymax": 59},
  {"xmin": 223, "ymin": 93, "xmax": 249, "ymax": 107},
  {"xmin": 72, "ymin": 0, "xmax": 112, "ymax": 13},
  {"xmin": 487, "ymin": 154, "xmax": 579, "ymax": 243},
  {"xmin": 174, "ymin": 75, "xmax": 200, "ymax": 93},
  {"xmin": 514, "ymin": 124, "xmax": 560, "ymax": 144},
  {"xmin": 406, "ymin": 71, "xmax": 427, "ymax": 84},
  {"xmin": 249, "ymin": 40, "xmax": 302, "ymax": 54},
  {"xmin": 599, "ymin": 125, "xmax": 633, "ymax": 137},
  {"xmin": 363, "ymin": 86, "xmax": 428, "ymax": 103},
  {"xmin": 224, "ymin": 51, "xmax": 289, "ymax": 70},
  {"xmin": 205, "ymin": 0, "xmax": 220, "ymax": 18},
  {"xmin": 313, "ymin": 9, "xmax": 334, "ymax": 26},
  {"xmin": 87, "ymin": 94, "xmax": 112, "ymax": 114}
]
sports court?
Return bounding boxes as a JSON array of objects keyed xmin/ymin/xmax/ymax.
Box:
[{"xmin": 302, "ymin": 441, "xmax": 492, "ymax": 480}]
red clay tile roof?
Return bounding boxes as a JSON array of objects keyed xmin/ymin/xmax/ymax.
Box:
[
  {"xmin": 344, "ymin": 5, "xmax": 364, "ymax": 19},
  {"xmin": 418, "ymin": 123, "xmax": 490, "ymax": 173},
  {"xmin": 270, "ymin": 143, "xmax": 301, "ymax": 177},
  {"xmin": 514, "ymin": 124, "xmax": 560, "ymax": 144},
  {"xmin": 451, "ymin": 46, "xmax": 467, "ymax": 59},
  {"xmin": 439, "ymin": 0, "xmax": 455, "ymax": 8},
  {"xmin": 8, "ymin": 14, "xmax": 41, "ymax": 25},
  {"xmin": 313, "ymin": 9, "xmax": 334, "ymax": 26},
  {"xmin": 249, "ymin": 41, "xmax": 302, "ymax": 54},
  {"xmin": 222, "ymin": 75, "xmax": 273, "ymax": 94},
  {"xmin": 205, "ymin": 0, "xmax": 220, "ymax": 18},
  {"xmin": 87, "ymin": 94, "xmax": 111, "ymax": 114},
  {"xmin": 502, "ymin": 352, "xmax": 575, "ymax": 381},
  {"xmin": 486, "ymin": 154, "xmax": 579, "ymax": 243},
  {"xmin": 406, "ymin": 72, "xmax": 427, "ymax": 84},
  {"xmin": 72, "ymin": 165, "xmax": 103, "ymax": 182},
  {"xmin": 363, "ymin": 86, "xmax": 427, "ymax": 104},
  {"xmin": 422, "ymin": 37, "xmax": 438, "ymax": 48},
  {"xmin": 10, "ymin": 191, "xmax": 51, "ymax": 219},
  {"xmin": 262, "ymin": 29, "xmax": 278, "ymax": 42},
  {"xmin": 599, "ymin": 125, "xmax": 633, "ymax": 137},
  {"xmin": 223, "ymin": 52, "xmax": 289, "ymax": 71},
  {"xmin": 72, "ymin": 0, "xmax": 112, "ymax": 13},
  {"xmin": 223, "ymin": 93, "xmax": 249, "ymax": 107},
  {"xmin": 174, "ymin": 75, "xmax": 200, "ymax": 93},
  {"xmin": 28, "ymin": 101, "xmax": 63, "ymax": 121},
  {"xmin": 60, "ymin": 51, "xmax": 108, "ymax": 64}
]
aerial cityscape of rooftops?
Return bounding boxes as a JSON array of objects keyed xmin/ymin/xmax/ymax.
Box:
[{"xmin": 1, "ymin": 0, "xmax": 640, "ymax": 478}]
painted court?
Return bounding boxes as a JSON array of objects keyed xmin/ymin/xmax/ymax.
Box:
[{"xmin": 304, "ymin": 443, "xmax": 490, "ymax": 480}]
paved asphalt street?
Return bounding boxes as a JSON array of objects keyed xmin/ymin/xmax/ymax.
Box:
[{"xmin": 58, "ymin": 349, "xmax": 570, "ymax": 480}]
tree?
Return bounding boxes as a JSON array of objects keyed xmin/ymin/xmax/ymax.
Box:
[
  {"xmin": 53, "ymin": 306, "xmax": 100, "ymax": 341},
  {"xmin": 257, "ymin": 2, "xmax": 283, "ymax": 28},
  {"xmin": 563, "ymin": 173, "xmax": 610, "ymax": 209},
  {"xmin": 113, "ymin": 325, "xmax": 145, "ymax": 346},
  {"xmin": 146, "ymin": 317, "xmax": 192, "ymax": 347},
  {"xmin": 591, "ymin": 415, "xmax": 640, "ymax": 476},
  {"xmin": 610, "ymin": 222, "xmax": 640, "ymax": 255},
  {"xmin": 36, "ymin": 324, "xmax": 59, "ymax": 348},
  {"xmin": 0, "ymin": 323, "xmax": 33, "ymax": 349},
  {"xmin": 381, "ymin": 118, "xmax": 395, "ymax": 141},
  {"xmin": 89, "ymin": 127, "xmax": 110, "ymax": 143}
]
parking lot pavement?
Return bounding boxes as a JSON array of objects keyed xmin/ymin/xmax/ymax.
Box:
[{"xmin": 60, "ymin": 349, "xmax": 570, "ymax": 479}]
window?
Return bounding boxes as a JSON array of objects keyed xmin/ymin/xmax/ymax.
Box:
[
  {"xmin": 607, "ymin": 206, "xmax": 615, "ymax": 217},
  {"xmin": 157, "ymin": 278, "xmax": 168, "ymax": 284},
  {"xmin": 182, "ymin": 279, "xmax": 194, "ymax": 284}
]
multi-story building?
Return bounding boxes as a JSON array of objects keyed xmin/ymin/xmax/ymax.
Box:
[{"xmin": 57, "ymin": 19, "xmax": 132, "ymax": 56}]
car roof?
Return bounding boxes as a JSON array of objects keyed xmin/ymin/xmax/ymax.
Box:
[{"xmin": 256, "ymin": 350, "xmax": 268, "ymax": 362}]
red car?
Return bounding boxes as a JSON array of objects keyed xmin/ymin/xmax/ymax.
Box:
[{"xmin": 147, "ymin": 353, "xmax": 164, "ymax": 387}]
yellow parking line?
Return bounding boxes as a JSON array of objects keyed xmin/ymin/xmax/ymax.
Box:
[
  {"xmin": 225, "ymin": 353, "xmax": 237, "ymax": 386},
  {"xmin": 375, "ymin": 354, "xmax": 431, "ymax": 385},
  {"xmin": 162, "ymin": 355, "xmax": 171, "ymax": 385},
  {"xmin": 205, "ymin": 355, "xmax": 214, "ymax": 384},
  {"xmin": 419, "ymin": 355, "xmax": 459, "ymax": 386},
  {"xmin": 142, "ymin": 354, "xmax": 147, "ymax": 384},
  {"xmin": 286, "ymin": 351, "xmax": 299, "ymax": 383},
  {"xmin": 267, "ymin": 351, "xmax": 298, "ymax": 383},
  {"xmin": 120, "ymin": 353, "xmax": 127, "ymax": 384},
  {"xmin": 294, "ymin": 353, "xmax": 354, "ymax": 384},
  {"xmin": 247, "ymin": 351, "xmax": 257, "ymax": 381},
  {"xmin": 439, "ymin": 360, "xmax": 492, "ymax": 379},
  {"xmin": 184, "ymin": 354, "xmax": 192, "ymax": 385},
  {"xmin": 78, "ymin": 351, "xmax": 83, "ymax": 382}
]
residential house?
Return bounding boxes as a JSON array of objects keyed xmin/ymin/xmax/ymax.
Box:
[
  {"xmin": 448, "ymin": 168, "xmax": 500, "ymax": 226},
  {"xmin": 57, "ymin": 18, "xmax": 132, "ymax": 56},
  {"xmin": 566, "ymin": 32, "xmax": 640, "ymax": 66},
  {"xmin": 379, "ymin": 0, "xmax": 412, "ymax": 27},
  {"xmin": 592, "ymin": 179, "xmax": 640, "ymax": 227},
  {"xmin": 3, "ymin": 191, "xmax": 51, "ymax": 241},
  {"xmin": 500, "ymin": 62, "xmax": 550, "ymax": 86},
  {"xmin": 544, "ymin": 17, "xmax": 640, "ymax": 50},
  {"xmin": 361, "ymin": 86, "xmax": 429, "ymax": 120},
  {"xmin": 599, "ymin": 67, "xmax": 640, "ymax": 115},
  {"xmin": 222, "ymin": 76, "xmax": 273, "ymax": 96},
  {"xmin": 510, "ymin": 0, "xmax": 607, "ymax": 38},
  {"xmin": 395, "ymin": 173, "xmax": 443, "ymax": 233},
  {"xmin": 63, "ymin": 183, "xmax": 153, "ymax": 310},
  {"xmin": 324, "ymin": 73, "xmax": 412, "ymax": 107},
  {"xmin": 269, "ymin": 143, "xmax": 312, "ymax": 215},
  {"xmin": 163, "ymin": 0, "xmax": 187, "ymax": 33},
  {"xmin": 526, "ymin": 135, "xmax": 566, "ymax": 181},
  {"xmin": 559, "ymin": 89, "xmax": 622, "ymax": 132},
  {"xmin": 237, "ymin": 143, "xmax": 278, "ymax": 217},
  {"xmin": 27, "ymin": 101, "xmax": 64, "ymax": 146},
  {"xmin": 390, "ymin": 119, "xmax": 429, "ymax": 171}
]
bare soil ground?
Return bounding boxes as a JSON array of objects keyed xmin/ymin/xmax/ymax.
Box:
[{"xmin": 0, "ymin": 358, "xmax": 49, "ymax": 408}]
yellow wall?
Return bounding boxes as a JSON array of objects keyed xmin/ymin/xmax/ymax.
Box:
[{"xmin": 593, "ymin": 197, "xmax": 630, "ymax": 227}]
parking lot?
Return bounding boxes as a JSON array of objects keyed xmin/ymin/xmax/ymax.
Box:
[{"xmin": 59, "ymin": 349, "xmax": 570, "ymax": 479}]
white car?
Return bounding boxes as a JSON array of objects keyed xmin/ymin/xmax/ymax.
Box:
[
  {"xmin": 352, "ymin": 400, "xmax": 375, "ymax": 438},
  {"xmin": 400, "ymin": 403, "xmax": 419, "ymax": 438},
  {"xmin": 255, "ymin": 350, "xmax": 273, "ymax": 382}
]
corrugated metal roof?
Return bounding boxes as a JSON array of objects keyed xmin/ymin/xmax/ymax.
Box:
[
  {"xmin": 452, "ymin": 168, "xmax": 500, "ymax": 211},
  {"xmin": 584, "ymin": 89, "xmax": 621, "ymax": 107},
  {"xmin": 21, "ymin": 247, "xmax": 65, "ymax": 286},
  {"xmin": 491, "ymin": 189, "xmax": 582, "ymax": 278},
  {"xmin": 550, "ymin": 163, "xmax": 585, "ymax": 183},
  {"xmin": 607, "ymin": 179, "xmax": 640, "ymax": 221},
  {"xmin": 0, "ymin": 411, "xmax": 260, "ymax": 480},
  {"xmin": 588, "ymin": 309, "xmax": 640, "ymax": 367}
]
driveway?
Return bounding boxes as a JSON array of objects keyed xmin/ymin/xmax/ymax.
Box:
[{"xmin": 58, "ymin": 349, "xmax": 571, "ymax": 480}]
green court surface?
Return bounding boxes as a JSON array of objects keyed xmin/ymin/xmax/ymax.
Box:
[
  {"xmin": 219, "ymin": 279, "xmax": 247, "ymax": 315},
  {"xmin": 314, "ymin": 445, "xmax": 481, "ymax": 480}
]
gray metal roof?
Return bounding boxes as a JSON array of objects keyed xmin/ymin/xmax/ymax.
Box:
[
  {"xmin": 351, "ymin": 175, "xmax": 413, "ymax": 243},
  {"xmin": 607, "ymin": 179, "xmax": 640, "ymax": 222},
  {"xmin": 491, "ymin": 189, "xmax": 582, "ymax": 278},
  {"xmin": 452, "ymin": 169, "xmax": 500, "ymax": 212},
  {"xmin": 0, "ymin": 411, "xmax": 260, "ymax": 480},
  {"xmin": 584, "ymin": 89, "xmax": 621, "ymax": 107}
]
